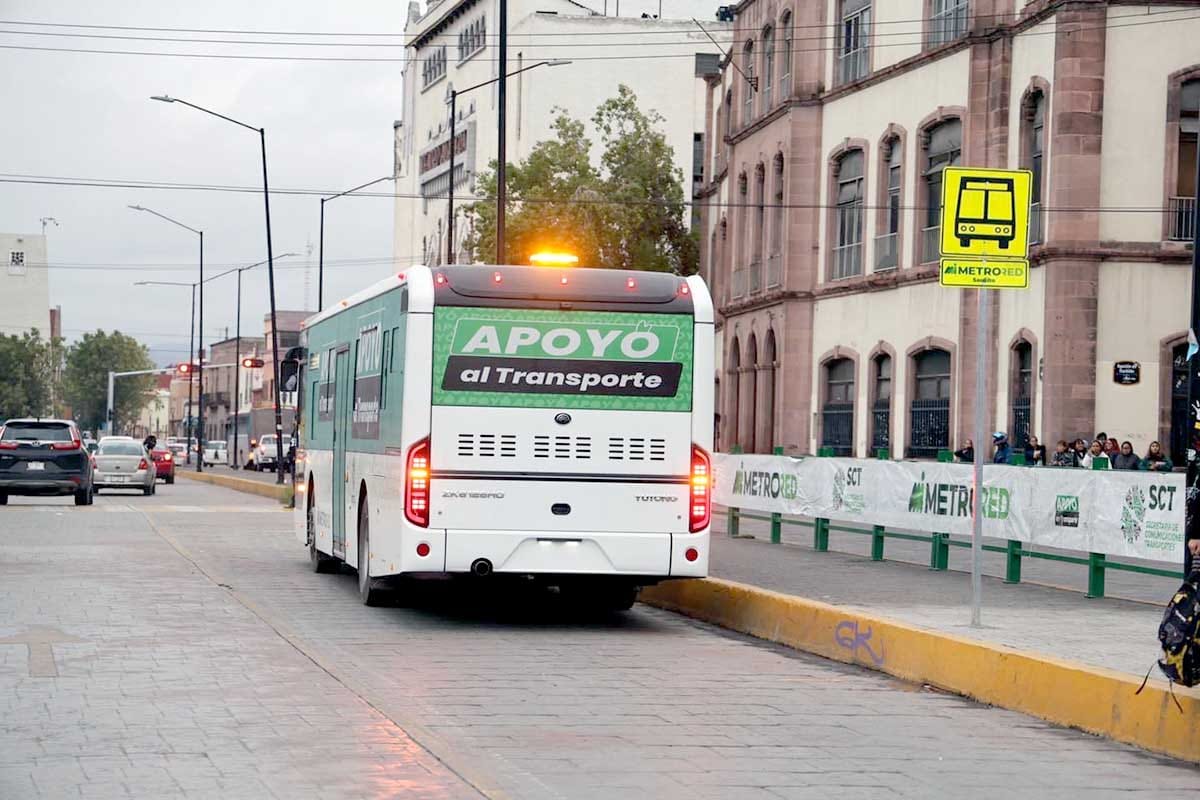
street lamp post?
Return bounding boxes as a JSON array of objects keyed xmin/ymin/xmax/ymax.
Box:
[
  {"xmin": 151, "ymin": 95, "xmax": 287, "ymax": 484},
  {"xmin": 498, "ymin": 0, "xmax": 507, "ymax": 265},
  {"xmin": 319, "ymin": 177, "xmax": 392, "ymax": 309},
  {"xmin": 445, "ymin": 60, "xmax": 571, "ymax": 266},
  {"xmin": 129, "ymin": 205, "xmax": 204, "ymax": 471}
]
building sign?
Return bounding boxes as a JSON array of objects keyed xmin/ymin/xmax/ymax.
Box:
[
  {"xmin": 420, "ymin": 128, "xmax": 469, "ymax": 177},
  {"xmin": 1113, "ymin": 361, "xmax": 1141, "ymax": 385},
  {"xmin": 938, "ymin": 166, "xmax": 1033, "ymax": 291}
]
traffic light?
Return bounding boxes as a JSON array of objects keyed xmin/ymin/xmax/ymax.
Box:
[
  {"xmin": 176, "ymin": 362, "xmax": 192, "ymax": 376},
  {"xmin": 241, "ymin": 357, "xmax": 265, "ymax": 368}
]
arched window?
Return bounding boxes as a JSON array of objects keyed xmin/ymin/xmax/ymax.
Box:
[
  {"xmin": 762, "ymin": 331, "xmax": 778, "ymax": 452},
  {"xmin": 822, "ymin": 358, "xmax": 856, "ymax": 456},
  {"xmin": 733, "ymin": 173, "xmax": 748, "ymax": 299},
  {"xmin": 1010, "ymin": 341, "xmax": 1033, "ymax": 450},
  {"xmin": 1172, "ymin": 342, "xmax": 1190, "ymax": 461},
  {"xmin": 728, "ymin": 338, "xmax": 741, "ymax": 452},
  {"xmin": 877, "ymin": 135, "xmax": 902, "ymax": 270},
  {"xmin": 920, "ymin": 118, "xmax": 961, "ymax": 262},
  {"xmin": 780, "ymin": 11, "xmax": 792, "ymax": 98},
  {"xmin": 1170, "ymin": 78, "xmax": 1199, "ymax": 240},
  {"xmin": 833, "ymin": 149, "xmax": 865, "ymax": 279},
  {"xmin": 837, "ymin": 0, "xmax": 871, "ymax": 86},
  {"xmin": 909, "ymin": 348, "xmax": 951, "ymax": 458},
  {"xmin": 871, "ymin": 353, "xmax": 892, "ymax": 454},
  {"xmin": 752, "ymin": 164, "xmax": 766, "ymax": 291},
  {"xmin": 745, "ymin": 334, "xmax": 759, "ymax": 452},
  {"xmin": 762, "ymin": 26, "xmax": 775, "ymax": 110},
  {"xmin": 769, "ymin": 153, "xmax": 785, "ymax": 288},
  {"xmin": 742, "ymin": 41, "xmax": 755, "ymax": 125},
  {"xmin": 723, "ymin": 89, "xmax": 733, "ymax": 165},
  {"xmin": 1023, "ymin": 91, "xmax": 1047, "ymax": 243}
]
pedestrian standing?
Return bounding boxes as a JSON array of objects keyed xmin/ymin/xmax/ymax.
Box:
[
  {"xmin": 992, "ymin": 432, "xmax": 1013, "ymax": 464},
  {"xmin": 1072, "ymin": 438, "xmax": 1089, "ymax": 467},
  {"xmin": 1082, "ymin": 439, "xmax": 1106, "ymax": 469},
  {"xmin": 1103, "ymin": 438, "xmax": 1120, "ymax": 461},
  {"xmin": 1025, "ymin": 435, "xmax": 1045, "ymax": 465},
  {"xmin": 954, "ymin": 439, "xmax": 974, "ymax": 463},
  {"xmin": 1052, "ymin": 440, "xmax": 1075, "ymax": 467},
  {"xmin": 1111, "ymin": 440, "xmax": 1140, "ymax": 470},
  {"xmin": 1141, "ymin": 441, "xmax": 1174, "ymax": 472}
]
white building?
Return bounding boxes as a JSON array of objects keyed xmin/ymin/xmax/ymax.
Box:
[
  {"xmin": 135, "ymin": 388, "xmax": 171, "ymax": 439},
  {"xmin": 393, "ymin": 0, "xmax": 729, "ymax": 265},
  {"xmin": 0, "ymin": 233, "xmax": 51, "ymax": 337}
]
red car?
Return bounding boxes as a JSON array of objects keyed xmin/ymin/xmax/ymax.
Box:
[{"xmin": 151, "ymin": 447, "xmax": 175, "ymax": 484}]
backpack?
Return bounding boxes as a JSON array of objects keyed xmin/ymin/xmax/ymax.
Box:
[{"xmin": 1138, "ymin": 570, "xmax": 1200, "ymax": 709}]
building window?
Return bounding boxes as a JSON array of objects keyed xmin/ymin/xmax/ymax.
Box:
[
  {"xmin": 822, "ymin": 358, "xmax": 855, "ymax": 456},
  {"xmin": 909, "ymin": 348, "xmax": 951, "ymax": 458},
  {"xmin": 1027, "ymin": 92, "xmax": 1046, "ymax": 244},
  {"xmin": 761, "ymin": 26, "xmax": 775, "ymax": 111},
  {"xmin": 929, "ymin": 0, "xmax": 969, "ymax": 46},
  {"xmin": 742, "ymin": 41, "xmax": 755, "ymax": 125},
  {"xmin": 837, "ymin": 0, "xmax": 871, "ymax": 86},
  {"xmin": 422, "ymin": 46, "xmax": 447, "ymax": 89},
  {"xmin": 876, "ymin": 137, "xmax": 902, "ymax": 270},
  {"xmin": 8, "ymin": 250, "xmax": 26, "ymax": 276},
  {"xmin": 458, "ymin": 16, "xmax": 486, "ymax": 62},
  {"xmin": 1010, "ymin": 341, "xmax": 1032, "ymax": 450},
  {"xmin": 921, "ymin": 118, "xmax": 961, "ymax": 262},
  {"xmin": 723, "ymin": 89, "xmax": 732, "ymax": 162},
  {"xmin": 1170, "ymin": 79, "xmax": 1199, "ymax": 241},
  {"xmin": 833, "ymin": 149, "xmax": 865, "ymax": 280},
  {"xmin": 871, "ymin": 354, "xmax": 892, "ymax": 454},
  {"xmin": 1172, "ymin": 342, "xmax": 1190, "ymax": 462},
  {"xmin": 768, "ymin": 153, "xmax": 784, "ymax": 287},
  {"xmin": 732, "ymin": 175, "xmax": 748, "ymax": 298},
  {"xmin": 780, "ymin": 12, "xmax": 792, "ymax": 98},
  {"xmin": 751, "ymin": 164, "xmax": 765, "ymax": 292}
]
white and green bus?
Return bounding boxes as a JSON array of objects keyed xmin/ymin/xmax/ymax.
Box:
[{"xmin": 293, "ymin": 264, "xmax": 713, "ymax": 607}]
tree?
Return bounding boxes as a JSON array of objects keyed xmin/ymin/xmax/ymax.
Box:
[
  {"xmin": 0, "ymin": 329, "xmax": 60, "ymax": 421},
  {"xmin": 64, "ymin": 331, "xmax": 155, "ymax": 433},
  {"xmin": 466, "ymin": 85, "xmax": 698, "ymax": 274}
]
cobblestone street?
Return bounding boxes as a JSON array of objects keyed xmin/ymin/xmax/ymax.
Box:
[{"xmin": 1, "ymin": 481, "xmax": 1194, "ymax": 798}]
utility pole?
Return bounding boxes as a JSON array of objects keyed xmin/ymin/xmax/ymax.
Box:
[{"xmin": 497, "ymin": 0, "xmax": 508, "ymax": 264}]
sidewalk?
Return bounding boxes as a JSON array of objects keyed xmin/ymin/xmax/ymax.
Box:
[{"xmin": 709, "ymin": 511, "xmax": 1170, "ymax": 677}]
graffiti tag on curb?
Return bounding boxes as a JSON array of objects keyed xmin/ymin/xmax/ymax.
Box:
[{"xmin": 834, "ymin": 620, "xmax": 885, "ymax": 666}]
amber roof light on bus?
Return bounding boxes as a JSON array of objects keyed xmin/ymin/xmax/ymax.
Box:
[{"xmin": 529, "ymin": 251, "xmax": 579, "ymax": 267}]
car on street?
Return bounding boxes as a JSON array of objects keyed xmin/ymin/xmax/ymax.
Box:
[
  {"xmin": 202, "ymin": 441, "xmax": 227, "ymax": 468},
  {"xmin": 0, "ymin": 418, "xmax": 95, "ymax": 505},
  {"xmin": 93, "ymin": 437, "xmax": 157, "ymax": 495},
  {"xmin": 167, "ymin": 441, "xmax": 187, "ymax": 462},
  {"xmin": 253, "ymin": 434, "xmax": 293, "ymax": 472},
  {"xmin": 150, "ymin": 446, "xmax": 176, "ymax": 484}
]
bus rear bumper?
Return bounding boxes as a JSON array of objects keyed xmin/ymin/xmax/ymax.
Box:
[{"xmin": 440, "ymin": 529, "xmax": 708, "ymax": 578}]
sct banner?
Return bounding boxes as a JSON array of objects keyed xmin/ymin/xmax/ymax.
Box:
[
  {"xmin": 713, "ymin": 454, "xmax": 1184, "ymax": 563},
  {"xmin": 432, "ymin": 307, "xmax": 693, "ymax": 411}
]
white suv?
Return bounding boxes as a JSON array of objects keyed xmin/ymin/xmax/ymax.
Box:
[{"xmin": 253, "ymin": 434, "xmax": 293, "ymax": 472}]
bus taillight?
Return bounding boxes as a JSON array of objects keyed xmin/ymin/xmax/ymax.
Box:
[
  {"xmin": 405, "ymin": 437, "xmax": 431, "ymax": 527},
  {"xmin": 689, "ymin": 444, "xmax": 711, "ymax": 533}
]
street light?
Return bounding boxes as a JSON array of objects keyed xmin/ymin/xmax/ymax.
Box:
[
  {"xmin": 130, "ymin": 204, "xmax": 205, "ymax": 472},
  {"xmin": 151, "ymin": 94, "xmax": 287, "ymax": 484},
  {"xmin": 134, "ymin": 279, "xmax": 198, "ymax": 461},
  {"xmin": 454, "ymin": 59, "xmax": 571, "ymax": 265},
  {"xmin": 319, "ymin": 177, "xmax": 392, "ymax": 310}
]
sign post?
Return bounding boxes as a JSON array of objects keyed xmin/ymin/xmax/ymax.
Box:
[{"xmin": 939, "ymin": 166, "xmax": 1033, "ymax": 627}]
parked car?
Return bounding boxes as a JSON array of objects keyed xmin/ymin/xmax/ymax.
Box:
[
  {"xmin": 93, "ymin": 437, "xmax": 156, "ymax": 496},
  {"xmin": 202, "ymin": 441, "xmax": 227, "ymax": 467},
  {"xmin": 252, "ymin": 434, "xmax": 294, "ymax": 472},
  {"xmin": 150, "ymin": 446, "xmax": 175, "ymax": 484},
  {"xmin": 0, "ymin": 418, "xmax": 95, "ymax": 505}
]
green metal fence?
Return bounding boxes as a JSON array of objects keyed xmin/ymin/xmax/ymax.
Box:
[{"xmin": 720, "ymin": 447, "xmax": 1182, "ymax": 599}]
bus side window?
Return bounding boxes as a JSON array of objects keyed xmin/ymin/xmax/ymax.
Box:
[
  {"xmin": 391, "ymin": 326, "xmax": 401, "ymax": 372},
  {"xmin": 381, "ymin": 330, "xmax": 392, "ymax": 409}
]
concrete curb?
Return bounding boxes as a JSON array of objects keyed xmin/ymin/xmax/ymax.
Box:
[
  {"xmin": 175, "ymin": 470, "xmax": 291, "ymax": 503},
  {"xmin": 640, "ymin": 577, "xmax": 1200, "ymax": 762}
]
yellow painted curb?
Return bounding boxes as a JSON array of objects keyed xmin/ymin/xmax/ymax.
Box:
[
  {"xmin": 640, "ymin": 577, "xmax": 1200, "ymax": 762},
  {"xmin": 175, "ymin": 470, "xmax": 290, "ymax": 503}
]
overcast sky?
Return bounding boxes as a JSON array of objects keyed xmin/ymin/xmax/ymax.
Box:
[{"xmin": 0, "ymin": 0, "xmax": 404, "ymax": 364}]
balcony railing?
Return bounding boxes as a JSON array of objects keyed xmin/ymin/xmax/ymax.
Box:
[
  {"xmin": 1169, "ymin": 196, "xmax": 1196, "ymax": 242},
  {"xmin": 920, "ymin": 225, "xmax": 941, "ymax": 264},
  {"xmin": 874, "ymin": 232, "xmax": 898, "ymax": 271},
  {"xmin": 749, "ymin": 259, "xmax": 763, "ymax": 293},
  {"xmin": 766, "ymin": 253, "xmax": 782, "ymax": 288},
  {"xmin": 907, "ymin": 398, "xmax": 950, "ymax": 459},
  {"xmin": 1029, "ymin": 202, "xmax": 1043, "ymax": 245},
  {"xmin": 731, "ymin": 266, "xmax": 747, "ymax": 299},
  {"xmin": 821, "ymin": 403, "xmax": 855, "ymax": 457},
  {"xmin": 929, "ymin": 2, "xmax": 968, "ymax": 46}
]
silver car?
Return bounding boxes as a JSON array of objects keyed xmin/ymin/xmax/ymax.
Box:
[{"xmin": 93, "ymin": 437, "xmax": 156, "ymax": 496}]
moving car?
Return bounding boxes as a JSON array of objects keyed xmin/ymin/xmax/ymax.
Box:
[
  {"xmin": 150, "ymin": 446, "xmax": 175, "ymax": 484},
  {"xmin": 202, "ymin": 441, "xmax": 227, "ymax": 468},
  {"xmin": 0, "ymin": 418, "xmax": 95, "ymax": 505},
  {"xmin": 93, "ymin": 437, "xmax": 157, "ymax": 496},
  {"xmin": 253, "ymin": 434, "xmax": 293, "ymax": 472}
]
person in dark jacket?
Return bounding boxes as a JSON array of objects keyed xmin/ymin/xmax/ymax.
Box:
[
  {"xmin": 1111, "ymin": 440, "xmax": 1140, "ymax": 470},
  {"xmin": 1024, "ymin": 435, "xmax": 1045, "ymax": 465},
  {"xmin": 1051, "ymin": 439, "xmax": 1075, "ymax": 467},
  {"xmin": 954, "ymin": 439, "xmax": 974, "ymax": 463},
  {"xmin": 992, "ymin": 432, "xmax": 1013, "ymax": 464},
  {"xmin": 1141, "ymin": 440, "xmax": 1174, "ymax": 472},
  {"xmin": 1072, "ymin": 438, "xmax": 1088, "ymax": 466}
]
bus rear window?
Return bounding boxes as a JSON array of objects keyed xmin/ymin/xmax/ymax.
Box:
[{"xmin": 433, "ymin": 265, "xmax": 692, "ymax": 310}]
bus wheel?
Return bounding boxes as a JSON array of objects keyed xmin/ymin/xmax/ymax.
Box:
[
  {"xmin": 308, "ymin": 485, "xmax": 337, "ymax": 574},
  {"xmin": 600, "ymin": 584, "xmax": 639, "ymax": 612},
  {"xmin": 357, "ymin": 497, "xmax": 385, "ymax": 606}
]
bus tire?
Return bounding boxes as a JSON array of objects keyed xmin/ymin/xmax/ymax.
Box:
[
  {"xmin": 600, "ymin": 584, "xmax": 639, "ymax": 612},
  {"xmin": 308, "ymin": 484, "xmax": 337, "ymax": 574},
  {"xmin": 357, "ymin": 496, "xmax": 385, "ymax": 606}
]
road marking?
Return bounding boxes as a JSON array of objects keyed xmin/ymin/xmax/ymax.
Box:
[{"xmin": 0, "ymin": 626, "xmax": 83, "ymax": 677}]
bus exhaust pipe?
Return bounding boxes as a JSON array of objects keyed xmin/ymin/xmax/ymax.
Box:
[{"xmin": 471, "ymin": 558, "xmax": 493, "ymax": 577}]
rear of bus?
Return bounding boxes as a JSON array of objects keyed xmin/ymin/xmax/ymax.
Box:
[{"xmin": 412, "ymin": 265, "xmax": 713, "ymax": 586}]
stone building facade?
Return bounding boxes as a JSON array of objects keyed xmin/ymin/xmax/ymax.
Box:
[{"xmin": 699, "ymin": 0, "xmax": 1200, "ymax": 460}]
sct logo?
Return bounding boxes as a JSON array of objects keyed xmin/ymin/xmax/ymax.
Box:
[{"xmin": 1149, "ymin": 484, "xmax": 1178, "ymax": 511}]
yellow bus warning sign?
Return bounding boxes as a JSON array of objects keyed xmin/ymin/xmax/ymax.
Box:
[
  {"xmin": 939, "ymin": 259, "xmax": 1029, "ymax": 289},
  {"xmin": 940, "ymin": 167, "xmax": 1032, "ymax": 259}
]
